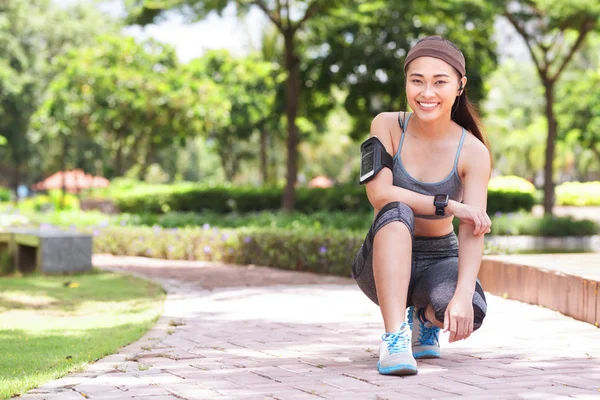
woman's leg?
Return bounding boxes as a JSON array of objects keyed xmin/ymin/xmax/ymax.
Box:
[
  {"xmin": 413, "ymin": 257, "xmax": 487, "ymax": 331},
  {"xmin": 373, "ymin": 220, "xmax": 413, "ymax": 333},
  {"xmin": 352, "ymin": 201, "xmax": 415, "ymax": 325},
  {"xmin": 351, "ymin": 202, "xmax": 418, "ymax": 375}
]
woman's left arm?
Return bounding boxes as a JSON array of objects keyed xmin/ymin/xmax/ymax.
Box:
[{"xmin": 444, "ymin": 139, "xmax": 491, "ymax": 343}]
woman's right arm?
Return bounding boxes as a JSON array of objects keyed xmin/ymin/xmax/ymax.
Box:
[
  {"xmin": 365, "ymin": 113, "xmax": 439, "ymax": 215},
  {"xmin": 365, "ymin": 113, "xmax": 491, "ymax": 232}
]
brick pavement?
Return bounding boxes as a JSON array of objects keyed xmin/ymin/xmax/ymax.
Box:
[{"xmin": 20, "ymin": 255, "xmax": 600, "ymax": 400}]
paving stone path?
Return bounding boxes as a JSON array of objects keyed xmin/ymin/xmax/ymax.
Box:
[{"xmin": 22, "ymin": 255, "xmax": 600, "ymax": 400}]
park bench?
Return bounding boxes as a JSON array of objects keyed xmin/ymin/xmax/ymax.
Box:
[{"xmin": 0, "ymin": 228, "xmax": 92, "ymax": 274}]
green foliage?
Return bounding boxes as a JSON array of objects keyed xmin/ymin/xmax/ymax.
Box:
[
  {"xmin": 91, "ymin": 225, "xmax": 363, "ymax": 276},
  {"xmin": 33, "ymin": 34, "xmax": 200, "ymax": 180},
  {"xmin": 488, "ymin": 175, "xmax": 536, "ymax": 193},
  {"xmin": 557, "ymin": 67, "xmax": 600, "ymax": 170},
  {"xmin": 183, "ymin": 50, "xmax": 284, "ymax": 181},
  {"xmin": 111, "ymin": 182, "xmax": 535, "ymax": 215},
  {"xmin": 489, "ymin": 212, "xmax": 598, "ymax": 236},
  {"xmin": 487, "ymin": 175, "xmax": 535, "ymax": 213},
  {"xmin": 308, "ymin": 0, "xmax": 499, "ymax": 138},
  {"xmin": 17, "ymin": 192, "xmax": 80, "ymax": 212},
  {"xmin": 0, "ymin": 0, "xmax": 119, "ymax": 188},
  {"xmin": 556, "ymin": 181, "xmax": 600, "ymax": 206},
  {"xmin": 0, "ymin": 188, "xmax": 10, "ymax": 202},
  {"xmin": 0, "ymin": 248, "xmax": 13, "ymax": 275}
]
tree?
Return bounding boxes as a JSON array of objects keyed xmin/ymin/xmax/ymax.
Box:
[
  {"xmin": 184, "ymin": 50, "xmax": 282, "ymax": 182},
  {"xmin": 308, "ymin": 0, "xmax": 499, "ymax": 139},
  {"xmin": 33, "ymin": 35, "xmax": 203, "ymax": 185},
  {"xmin": 503, "ymin": 0, "xmax": 600, "ymax": 214},
  {"xmin": 0, "ymin": 0, "xmax": 119, "ymax": 193},
  {"xmin": 126, "ymin": 0, "xmax": 351, "ymax": 211}
]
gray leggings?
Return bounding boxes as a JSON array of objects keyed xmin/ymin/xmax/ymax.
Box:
[{"xmin": 351, "ymin": 201, "xmax": 487, "ymax": 329}]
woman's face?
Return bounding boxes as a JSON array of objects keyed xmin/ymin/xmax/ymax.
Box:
[{"xmin": 405, "ymin": 56, "xmax": 467, "ymax": 122}]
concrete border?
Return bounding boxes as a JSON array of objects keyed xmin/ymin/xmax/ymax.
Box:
[
  {"xmin": 479, "ymin": 256, "xmax": 599, "ymax": 327},
  {"xmin": 484, "ymin": 235, "xmax": 600, "ymax": 252}
]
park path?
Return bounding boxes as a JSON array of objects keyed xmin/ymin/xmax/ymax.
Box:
[{"xmin": 21, "ymin": 255, "xmax": 600, "ymax": 400}]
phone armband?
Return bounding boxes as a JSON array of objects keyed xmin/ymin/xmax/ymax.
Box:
[{"xmin": 359, "ymin": 136, "xmax": 394, "ymax": 185}]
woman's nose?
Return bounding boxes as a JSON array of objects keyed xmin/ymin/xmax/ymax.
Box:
[{"xmin": 422, "ymin": 84, "xmax": 435, "ymax": 97}]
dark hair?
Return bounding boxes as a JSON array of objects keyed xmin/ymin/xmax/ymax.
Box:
[{"xmin": 405, "ymin": 36, "xmax": 492, "ymax": 167}]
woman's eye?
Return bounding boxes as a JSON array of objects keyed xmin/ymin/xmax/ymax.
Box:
[
  {"xmin": 412, "ymin": 79, "xmax": 422, "ymax": 83},
  {"xmin": 436, "ymin": 81, "xmax": 447, "ymax": 84}
]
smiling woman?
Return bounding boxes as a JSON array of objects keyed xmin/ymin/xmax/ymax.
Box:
[{"xmin": 351, "ymin": 36, "xmax": 493, "ymax": 376}]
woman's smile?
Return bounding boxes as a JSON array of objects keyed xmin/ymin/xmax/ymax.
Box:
[{"xmin": 417, "ymin": 101, "xmax": 440, "ymax": 111}]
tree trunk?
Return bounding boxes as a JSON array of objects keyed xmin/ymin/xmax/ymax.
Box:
[
  {"xmin": 269, "ymin": 132, "xmax": 278, "ymax": 185},
  {"xmin": 60, "ymin": 133, "xmax": 69, "ymax": 209},
  {"xmin": 115, "ymin": 140, "xmax": 124, "ymax": 176},
  {"xmin": 282, "ymin": 33, "xmax": 300, "ymax": 212},
  {"xmin": 259, "ymin": 128, "xmax": 268, "ymax": 184},
  {"xmin": 542, "ymin": 80, "xmax": 557, "ymax": 216},
  {"xmin": 139, "ymin": 140, "xmax": 155, "ymax": 181}
]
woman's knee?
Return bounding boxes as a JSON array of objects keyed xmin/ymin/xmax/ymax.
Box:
[
  {"xmin": 373, "ymin": 201, "xmax": 415, "ymax": 238},
  {"xmin": 429, "ymin": 283, "xmax": 487, "ymax": 329}
]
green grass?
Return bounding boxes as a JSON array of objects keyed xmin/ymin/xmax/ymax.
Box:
[{"xmin": 0, "ymin": 269, "xmax": 165, "ymax": 399}]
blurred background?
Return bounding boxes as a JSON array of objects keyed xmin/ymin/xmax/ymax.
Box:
[{"xmin": 1, "ymin": 0, "xmax": 599, "ymax": 262}]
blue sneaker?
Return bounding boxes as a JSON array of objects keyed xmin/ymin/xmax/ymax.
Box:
[
  {"xmin": 377, "ymin": 322, "xmax": 418, "ymax": 375},
  {"xmin": 407, "ymin": 306, "xmax": 441, "ymax": 359}
]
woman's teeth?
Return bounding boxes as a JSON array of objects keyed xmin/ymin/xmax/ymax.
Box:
[{"xmin": 419, "ymin": 102, "xmax": 438, "ymax": 109}]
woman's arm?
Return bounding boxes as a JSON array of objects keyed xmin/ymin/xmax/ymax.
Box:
[
  {"xmin": 365, "ymin": 113, "xmax": 438, "ymax": 215},
  {"xmin": 444, "ymin": 138, "xmax": 492, "ymax": 342}
]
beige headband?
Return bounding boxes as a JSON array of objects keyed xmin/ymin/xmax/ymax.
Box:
[{"xmin": 403, "ymin": 37, "xmax": 466, "ymax": 77}]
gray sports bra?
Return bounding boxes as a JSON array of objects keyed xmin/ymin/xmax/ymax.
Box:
[{"xmin": 392, "ymin": 112, "xmax": 465, "ymax": 220}]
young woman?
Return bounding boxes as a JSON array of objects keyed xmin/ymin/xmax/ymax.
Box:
[{"xmin": 351, "ymin": 36, "xmax": 493, "ymax": 376}]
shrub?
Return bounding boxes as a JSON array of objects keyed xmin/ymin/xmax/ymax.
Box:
[
  {"xmin": 18, "ymin": 191, "xmax": 80, "ymax": 212},
  {"xmin": 487, "ymin": 176, "xmax": 535, "ymax": 213},
  {"xmin": 488, "ymin": 212, "xmax": 598, "ymax": 236},
  {"xmin": 90, "ymin": 225, "xmax": 500, "ymax": 277},
  {"xmin": 0, "ymin": 248, "xmax": 14, "ymax": 275},
  {"xmin": 0, "ymin": 187, "xmax": 10, "ymax": 202},
  {"xmin": 112, "ymin": 181, "xmax": 533, "ymax": 215},
  {"xmin": 556, "ymin": 181, "xmax": 600, "ymax": 206}
]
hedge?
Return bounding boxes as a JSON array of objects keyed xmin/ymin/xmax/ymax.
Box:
[
  {"xmin": 556, "ymin": 181, "xmax": 600, "ymax": 206},
  {"xmin": 113, "ymin": 180, "xmax": 534, "ymax": 215},
  {"xmin": 88, "ymin": 225, "xmax": 500, "ymax": 278},
  {"xmin": 0, "ymin": 187, "xmax": 10, "ymax": 202}
]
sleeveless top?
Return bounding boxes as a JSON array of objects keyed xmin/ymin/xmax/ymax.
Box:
[{"xmin": 392, "ymin": 112, "xmax": 465, "ymax": 220}]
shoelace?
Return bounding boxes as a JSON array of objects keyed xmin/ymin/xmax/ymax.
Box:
[
  {"xmin": 419, "ymin": 323, "xmax": 440, "ymax": 346},
  {"xmin": 381, "ymin": 330, "xmax": 410, "ymax": 354},
  {"xmin": 409, "ymin": 307, "xmax": 440, "ymax": 346}
]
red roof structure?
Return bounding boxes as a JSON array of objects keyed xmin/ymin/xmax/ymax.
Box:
[
  {"xmin": 32, "ymin": 169, "xmax": 110, "ymax": 193},
  {"xmin": 308, "ymin": 175, "xmax": 334, "ymax": 189}
]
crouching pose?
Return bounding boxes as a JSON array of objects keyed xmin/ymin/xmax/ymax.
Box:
[{"xmin": 352, "ymin": 36, "xmax": 493, "ymax": 376}]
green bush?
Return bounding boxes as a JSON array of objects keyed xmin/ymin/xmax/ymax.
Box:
[
  {"xmin": 90, "ymin": 225, "xmax": 363, "ymax": 277},
  {"xmin": 487, "ymin": 176, "xmax": 535, "ymax": 213},
  {"xmin": 0, "ymin": 187, "xmax": 10, "ymax": 202},
  {"xmin": 556, "ymin": 181, "xmax": 600, "ymax": 206},
  {"xmin": 90, "ymin": 225, "xmax": 501, "ymax": 277},
  {"xmin": 112, "ymin": 181, "xmax": 534, "ymax": 215},
  {"xmin": 0, "ymin": 248, "xmax": 14, "ymax": 275},
  {"xmin": 19, "ymin": 191, "xmax": 80, "ymax": 211},
  {"xmin": 488, "ymin": 212, "xmax": 598, "ymax": 236}
]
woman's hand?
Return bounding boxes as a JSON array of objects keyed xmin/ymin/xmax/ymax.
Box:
[
  {"xmin": 443, "ymin": 291, "xmax": 474, "ymax": 343},
  {"xmin": 447, "ymin": 200, "xmax": 492, "ymax": 235}
]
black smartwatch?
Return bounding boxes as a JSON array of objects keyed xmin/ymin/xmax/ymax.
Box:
[{"xmin": 434, "ymin": 194, "xmax": 449, "ymax": 216}]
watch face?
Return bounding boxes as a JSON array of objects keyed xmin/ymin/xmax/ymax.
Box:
[{"xmin": 434, "ymin": 194, "xmax": 448, "ymax": 205}]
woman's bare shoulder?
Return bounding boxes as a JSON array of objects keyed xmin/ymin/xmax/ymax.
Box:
[
  {"xmin": 461, "ymin": 131, "xmax": 491, "ymax": 171},
  {"xmin": 370, "ymin": 111, "xmax": 407, "ymax": 132}
]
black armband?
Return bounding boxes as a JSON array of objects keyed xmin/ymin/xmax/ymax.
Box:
[{"xmin": 359, "ymin": 136, "xmax": 394, "ymax": 185}]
